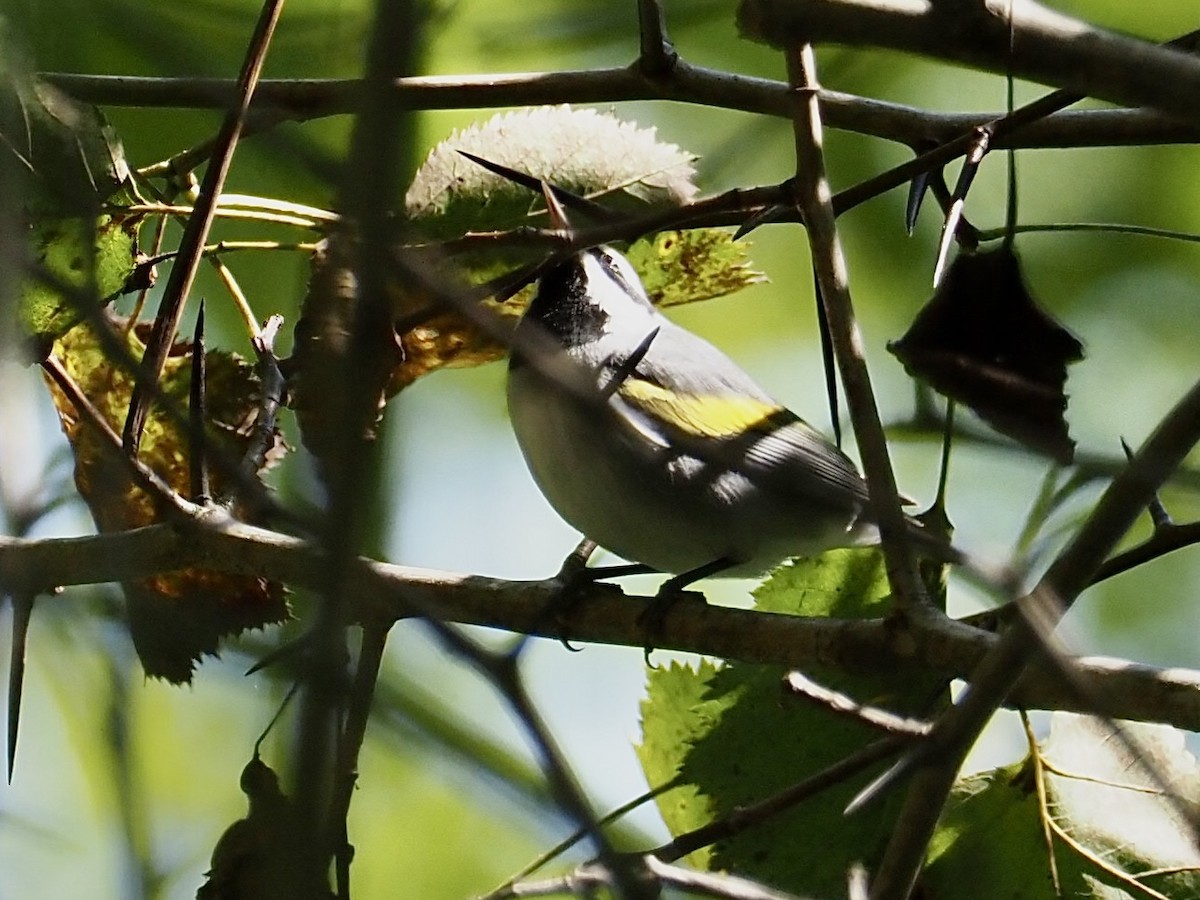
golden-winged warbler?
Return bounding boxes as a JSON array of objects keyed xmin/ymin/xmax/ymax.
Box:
[{"xmin": 506, "ymin": 239, "xmax": 921, "ymax": 586}]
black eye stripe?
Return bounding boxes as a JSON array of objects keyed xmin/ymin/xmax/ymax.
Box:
[{"xmin": 595, "ymin": 250, "xmax": 640, "ymax": 299}]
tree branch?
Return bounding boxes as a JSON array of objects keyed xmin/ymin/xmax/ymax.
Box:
[
  {"xmin": 739, "ymin": 0, "xmax": 1200, "ymax": 124},
  {"xmin": 2, "ymin": 520, "xmax": 1199, "ymax": 731},
  {"xmin": 41, "ymin": 68, "xmax": 1200, "ymax": 152}
]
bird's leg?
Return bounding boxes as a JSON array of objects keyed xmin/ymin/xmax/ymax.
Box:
[
  {"xmin": 638, "ymin": 556, "xmax": 737, "ymax": 661},
  {"xmin": 541, "ymin": 539, "xmax": 656, "ymax": 649}
]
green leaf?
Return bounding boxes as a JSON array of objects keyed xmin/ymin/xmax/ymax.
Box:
[
  {"xmin": 636, "ymin": 659, "xmax": 723, "ymax": 869},
  {"xmin": 925, "ymin": 762, "xmax": 1059, "ymax": 898},
  {"xmin": 0, "ymin": 23, "xmax": 141, "ymax": 343},
  {"xmin": 626, "ymin": 229, "xmax": 766, "ymax": 309},
  {"xmin": 637, "ymin": 549, "xmax": 947, "ymax": 897},
  {"xmin": 404, "ymin": 105, "xmax": 697, "ymax": 240},
  {"xmin": 925, "ymin": 714, "xmax": 1200, "ymax": 899},
  {"xmin": 19, "ymin": 213, "xmax": 140, "ymax": 342}
]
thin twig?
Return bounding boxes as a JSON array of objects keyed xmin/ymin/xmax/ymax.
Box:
[
  {"xmin": 784, "ymin": 44, "xmax": 927, "ymax": 610},
  {"xmin": 332, "ymin": 623, "xmax": 390, "ymax": 900},
  {"xmin": 784, "ymin": 672, "xmax": 931, "ymax": 739},
  {"xmin": 122, "ymin": 0, "xmax": 287, "ymax": 455},
  {"xmin": 481, "ymin": 780, "xmax": 682, "ymax": 900}
]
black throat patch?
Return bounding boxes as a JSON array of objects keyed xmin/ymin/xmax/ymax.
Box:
[{"xmin": 512, "ymin": 253, "xmax": 609, "ymax": 367}]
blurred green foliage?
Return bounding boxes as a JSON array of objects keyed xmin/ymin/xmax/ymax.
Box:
[{"xmin": 1, "ymin": 1, "xmax": 1199, "ymax": 898}]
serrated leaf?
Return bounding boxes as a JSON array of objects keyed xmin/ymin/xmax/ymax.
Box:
[
  {"xmin": 0, "ymin": 25, "xmax": 141, "ymax": 343},
  {"xmin": 625, "ymin": 229, "xmax": 765, "ymax": 308},
  {"xmin": 44, "ymin": 315, "xmax": 288, "ymax": 682},
  {"xmin": 637, "ymin": 549, "xmax": 946, "ymax": 897},
  {"xmin": 925, "ymin": 714, "xmax": 1200, "ymax": 899},
  {"xmin": 405, "ymin": 105, "xmax": 697, "ymax": 240},
  {"xmin": 636, "ymin": 659, "xmax": 722, "ymax": 869},
  {"xmin": 1043, "ymin": 714, "xmax": 1200, "ymax": 898},
  {"xmin": 383, "ymin": 109, "xmax": 763, "ymax": 390}
]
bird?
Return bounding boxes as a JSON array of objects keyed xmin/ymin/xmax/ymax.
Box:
[{"xmin": 506, "ymin": 237, "xmax": 920, "ymax": 591}]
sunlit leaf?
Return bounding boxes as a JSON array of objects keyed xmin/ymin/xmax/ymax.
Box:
[
  {"xmin": 1043, "ymin": 713, "xmax": 1200, "ymax": 897},
  {"xmin": 404, "ymin": 105, "xmax": 698, "ymax": 241},
  {"xmin": 637, "ymin": 549, "xmax": 945, "ymax": 897},
  {"xmin": 926, "ymin": 714, "xmax": 1200, "ymax": 899},
  {"xmin": 370, "ymin": 106, "xmax": 764, "ymax": 391},
  {"xmin": 636, "ymin": 658, "xmax": 721, "ymax": 870},
  {"xmin": 19, "ymin": 212, "xmax": 141, "ymax": 345},
  {"xmin": 626, "ymin": 229, "xmax": 765, "ymax": 308},
  {"xmin": 0, "ymin": 27, "xmax": 141, "ymax": 345}
]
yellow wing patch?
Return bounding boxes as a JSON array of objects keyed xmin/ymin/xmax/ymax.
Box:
[{"xmin": 618, "ymin": 377, "xmax": 789, "ymax": 438}]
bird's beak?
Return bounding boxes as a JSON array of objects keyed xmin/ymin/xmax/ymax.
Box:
[{"xmin": 541, "ymin": 180, "xmax": 570, "ymax": 232}]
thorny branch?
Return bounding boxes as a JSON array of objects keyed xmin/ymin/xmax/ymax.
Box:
[
  {"xmin": 1, "ymin": 522, "xmax": 1199, "ymax": 732},
  {"xmin": 6, "ymin": 1, "xmax": 1200, "ymax": 897},
  {"xmin": 40, "ymin": 69, "xmax": 1200, "ymax": 153}
]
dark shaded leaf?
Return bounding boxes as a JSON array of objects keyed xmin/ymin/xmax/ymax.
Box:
[
  {"xmin": 197, "ymin": 757, "xmax": 333, "ymax": 900},
  {"xmin": 889, "ymin": 244, "xmax": 1084, "ymax": 463}
]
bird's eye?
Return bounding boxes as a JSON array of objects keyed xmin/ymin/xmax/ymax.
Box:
[{"xmin": 596, "ymin": 249, "xmax": 632, "ymax": 286}]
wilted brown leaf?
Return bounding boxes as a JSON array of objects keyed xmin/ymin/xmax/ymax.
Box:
[
  {"xmin": 44, "ymin": 314, "xmax": 288, "ymax": 682},
  {"xmin": 889, "ymin": 244, "xmax": 1084, "ymax": 463}
]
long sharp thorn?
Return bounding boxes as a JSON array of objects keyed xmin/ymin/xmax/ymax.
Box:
[
  {"xmin": 7, "ymin": 593, "xmax": 34, "ymax": 782},
  {"xmin": 932, "ymin": 197, "xmax": 964, "ymax": 287},
  {"xmin": 933, "ymin": 131, "xmax": 990, "ymax": 285},
  {"xmin": 734, "ymin": 203, "xmax": 787, "ymax": 241},
  {"xmin": 905, "ymin": 170, "xmax": 932, "ymax": 235},
  {"xmin": 1122, "ymin": 437, "xmax": 1173, "ymax": 528},
  {"xmin": 190, "ymin": 300, "xmax": 210, "ymax": 504},
  {"xmin": 456, "ymin": 151, "xmax": 611, "ymax": 220},
  {"xmin": 540, "ymin": 180, "xmax": 571, "ymax": 233}
]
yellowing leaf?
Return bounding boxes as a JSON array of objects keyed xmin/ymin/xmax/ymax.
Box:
[
  {"xmin": 45, "ymin": 315, "xmax": 287, "ymax": 682},
  {"xmin": 626, "ymin": 229, "xmax": 765, "ymax": 308}
]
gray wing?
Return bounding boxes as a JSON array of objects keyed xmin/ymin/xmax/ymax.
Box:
[{"xmin": 603, "ymin": 317, "xmax": 870, "ymax": 511}]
